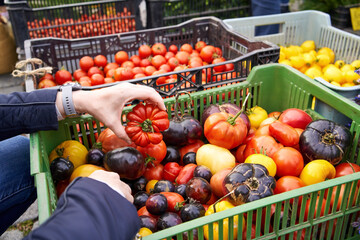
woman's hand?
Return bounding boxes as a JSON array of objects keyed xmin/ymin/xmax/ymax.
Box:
[
  {"xmin": 88, "ymin": 170, "xmax": 133, "ymax": 203},
  {"xmin": 57, "ymin": 83, "xmax": 166, "ymax": 143}
]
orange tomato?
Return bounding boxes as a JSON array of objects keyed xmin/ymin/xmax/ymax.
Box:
[{"xmin": 70, "ymin": 164, "xmax": 105, "ymax": 182}]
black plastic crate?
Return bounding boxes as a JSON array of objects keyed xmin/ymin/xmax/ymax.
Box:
[
  {"xmin": 24, "ymin": 17, "xmax": 279, "ymax": 96},
  {"xmin": 5, "ymin": 0, "xmax": 143, "ymax": 50},
  {"xmin": 330, "ymin": 3, "xmax": 360, "ymax": 28},
  {"xmin": 146, "ymin": 0, "xmax": 251, "ymax": 28}
]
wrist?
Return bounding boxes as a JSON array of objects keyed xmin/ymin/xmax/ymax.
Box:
[{"xmin": 56, "ymin": 84, "xmax": 84, "ymax": 119}]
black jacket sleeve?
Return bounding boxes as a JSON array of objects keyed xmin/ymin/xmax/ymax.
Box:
[
  {"xmin": 24, "ymin": 177, "xmax": 141, "ymax": 240},
  {"xmin": 0, "ymin": 89, "xmax": 59, "ymax": 140}
]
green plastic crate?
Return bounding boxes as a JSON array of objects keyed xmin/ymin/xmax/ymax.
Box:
[{"xmin": 30, "ymin": 64, "xmax": 360, "ymax": 239}]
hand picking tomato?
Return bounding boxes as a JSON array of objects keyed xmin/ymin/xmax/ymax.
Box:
[{"xmin": 125, "ymin": 103, "xmax": 169, "ymax": 147}]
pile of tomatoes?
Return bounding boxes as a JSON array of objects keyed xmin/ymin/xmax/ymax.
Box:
[
  {"xmin": 49, "ymin": 100, "xmax": 359, "ymax": 239},
  {"xmin": 28, "ymin": 8, "xmax": 135, "ymax": 39},
  {"xmin": 37, "ymin": 41, "xmax": 234, "ymax": 89}
]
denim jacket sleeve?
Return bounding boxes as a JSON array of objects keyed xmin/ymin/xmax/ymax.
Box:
[
  {"xmin": 24, "ymin": 177, "xmax": 141, "ymax": 240},
  {"xmin": 0, "ymin": 89, "xmax": 59, "ymax": 140}
]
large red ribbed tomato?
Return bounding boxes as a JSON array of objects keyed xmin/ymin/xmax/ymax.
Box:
[{"xmin": 125, "ymin": 103, "xmax": 169, "ymax": 147}]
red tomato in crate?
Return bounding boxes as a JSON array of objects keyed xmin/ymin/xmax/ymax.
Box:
[
  {"xmin": 79, "ymin": 56, "xmax": 94, "ymax": 71},
  {"xmin": 90, "ymin": 73, "xmax": 104, "ymax": 86},
  {"xmin": 38, "ymin": 79, "xmax": 56, "ymax": 88},
  {"xmin": 151, "ymin": 43, "xmax": 167, "ymax": 56},
  {"xmin": 195, "ymin": 41, "xmax": 206, "ymax": 52},
  {"xmin": 200, "ymin": 45, "xmax": 216, "ymax": 63},
  {"xmin": 272, "ymin": 147, "xmax": 304, "ymax": 177},
  {"xmin": 278, "ymin": 108, "xmax": 312, "ymax": 129},
  {"xmin": 114, "ymin": 51, "xmax": 129, "ymax": 65},
  {"xmin": 39, "ymin": 73, "xmax": 54, "ymax": 82},
  {"xmin": 143, "ymin": 164, "xmax": 164, "ymax": 181},
  {"xmin": 103, "ymin": 62, "xmax": 119, "ymax": 75},
  {"xmin": 121, "ymin": 61, "xmax": 135, "ymax": 69},
  {"xmin": 335, "ymin": 162, "xmax": 360, "ymax": 178},
  {"xmin": 160, "ymin": 192, "xmax": 184, "ymax": 212},
  {"xmin": 168, "ymin": 44, "xmax": 178, "ymax": 54},
  {"xmin": 130, "ymin": 55, "xmax": 141, "ymax": 67},
  {"xmin": 180, "ymin": 43, "xmax": 193, "ymax": 54},
  {"xmin": 114, "ymin": 67, "xmax": 134, "ymax": 81},
  {"xmin": 73, "ymin": 69, "xmax": 87, "ymax": 81},
  {"xmin": 299, "ymin": 195, "xmax": 328, "ymax": 221},
  {"xmin": 269, "ymin": 121, "xmax": 299, "ymax": 147},
  {"xmin": 136, "ymin": 140, "xmax": 167, "ymax": 166},
  {"xmin": 96, "ymin": 128, "xmax": 135, "ymax": 153},
  {"xmin": 244, "ymin": 135, "xmax": 283, "ymax": 159},
  {"xmin": 87, "ymin": 66, "xmax": 103, "ymax": 77},
  {"xmin": 94, "ymin": 55, "xmax": 107, "ymax": 68},
  {"xmin": 175, "ymin": 51, "xmax": 190, "ymax": 65},
  {"xmin": 274, "ymin": 176, "xmax": 305, "ymax": 201},
  {"xmin": 175, "ymin": 163, "xmax": 197, "ymax": 185},
  {"xmin": 163, "ymin": 162, "xmax": 182, "ymax": 182},
  {"xmin": 151, "ymin": 55, "xmax": 167, "ymax": 69},
  {"xmin": 55, "ymin": 69, "xmax": 72, "ymax": 85}
]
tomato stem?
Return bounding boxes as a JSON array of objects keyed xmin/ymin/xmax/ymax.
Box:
[
  {"xmin": 212, "ymin": 189, "xmax": 235, "ymax": 213},
  {"xmin": 140, "ymin": 119, "xmax": 154, "ymax": 132},
  {"xmin": 227, "ymin": 93, "xmax": 251, "ymax": 125},
  {"xmin": 56, "ymin": 148, "xmax": 65, "ymax": 157}
]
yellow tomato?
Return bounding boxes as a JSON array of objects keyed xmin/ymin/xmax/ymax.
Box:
[
  {"xmin": 244, "ymin": 154, "xmax": 277, "ymax": 177},
  {"xmin": 279, "ymin": 59, "xmax": 292, "ymax": 67},
  {"xmin": 334, "ymin": 60, "xmax": 345, "ymax": 69},
  {"xmin": 351, "ymin": 60, "xmax": 360, "ymax": 69},
  {"xmin": 246, "ymin": 106, "xmax": 268, "ymax": 129},
  {"xmin": 70, "ymin": 164, "xmax": 105, "ymax": 182},
  {"xmin": 300, "ymin": 160, "xmax": 336, "ymax": 186},
  {"xmin": 146, "ymin": 180, "xmax": 158, "ymax": 194},
  {"xmin": 342, "ymin": 82, "xmax": 355, "ymax": 87},
  {"xmin": 138, "ymin": 227, "xmax": 152, "ymax": 237},
  {"xmin": 316, "ymin": 54, "xmax": 331, "ymax": 67},
  {"xmin": 330, "ymin": 81, "xmax": 341, "ymax": 87},
  {"xmin": 305, "ymin": 67, "xmax": 322, "ymax": 79},
  {"xmin": 317, "ymin": 47, "xmax": 335, "ymax": 63},
  {"xmin": 49, "ymin": 140, "xmax": 88, "ymax": 169},
  {"xmin": 341, "ymin": 64, "xmax": 355, "ymax": 72},
  {"xmin": 302, "ymin": 53, "xmax": 316, "ymax": 67},
  {"xmin": 279, "ymin": 51, "xmax": 286, "ymax": 62},
  {"xmin": 204, "ymin": 201, "xmax": 244, "ymax": 240},
  {"xmin": 343, "ymin": 70, "xmax": 359, "ymax": 84},
  {"xmin": 300, "ymin": 40, "xmax": 316, "ymax": 52},
  {"xmin": 289, "ymin": 55, "xmax": 305, "ymax": 69},
  {"xmin": 323, "ymin": 67, "xmax": 344, "ymax": 84},
  {"xmin": 322, "ymin": 64, "xmax": 336, "ymax": 73}
]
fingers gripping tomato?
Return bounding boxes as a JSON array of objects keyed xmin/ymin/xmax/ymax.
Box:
[{"xmin": 125, "ymin": 103, "xmax": 169, "ymax": 147}]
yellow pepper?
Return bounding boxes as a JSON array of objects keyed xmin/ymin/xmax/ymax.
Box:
[
  {"xmin": 300, "ymin": 160, "xmax": 336, "ymax": 186},
  {"xmin": 203, "ymin": 200, "xmax": 244, "ymax": 240},
  {"xmin": 49, "ymin": 140, "xmax": 88, "ymax": 169}
]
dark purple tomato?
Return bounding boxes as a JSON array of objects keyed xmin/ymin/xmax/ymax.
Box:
[
  {"xmin": 180, "ymin": 202, "xmax": 205, "ymax": 222},
  {"xmin": 175, "ymin": 184, "xmax": 187, "ymax": 199},
  {"xmin": 153, "ymin": 180, "xmax": 175, "ymax": 193},
  {"xmin": 185, "ymin": 177, "xmax": 212, "ymax": 204},
  {"xmin": 157, "ymin": 212, "xmax": 182, "ymax": 231},
  {"xmin": 139, "ymin": 215, "xmax": 157, "ymax": 232},
  {"xmin": 86, "ymin": 148, "xmax": 104, "ymax": 166},
  {"xmin": 161, "ymin": 146, "xmax": 181, "ymax": 165},
  {"xmin": 183, "ymin": 152, "xmax": 197, "ymax": 165},
  {"xmin": 104, "ymin": 147, "xmax": 145, "ymax": 180},
  {"xmin": 193, "ymin": 165, "xmax": 212, "ymax": 182},
  {"xmin": 50, "ymin": 157, "xmax": 74, "ymax": 182},
  {"xmin": 146, "ymin": 193, "xmax": 168, "ymax": 215},
  {"xmin": 133, "ymin": 176, "xmax": 148, "ymax": 194},
  {"xmin": 133, "ymin": 191, "xmax": 149, "ymax": 210}
]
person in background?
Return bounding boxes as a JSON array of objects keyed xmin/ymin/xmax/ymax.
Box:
[
  {"xmin": 0, "ymin": 82, "xmax": 166, "ymax": 239},
  {"xmin": 251, "ymin": 0, "xmax": 281, "ymax": 36}
]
